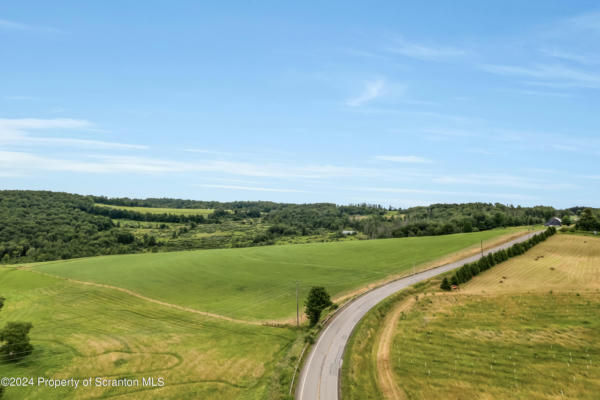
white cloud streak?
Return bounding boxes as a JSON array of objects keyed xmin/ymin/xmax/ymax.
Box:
[
  {"xmin": 346, "ymin": 79, "xmax": 386, "ymax": 107},
  {"xmin": 385, "ymin": 37, "xmax": 465, "ymax": 61},
  {"xmin": 375, "ymin": 155, "xmax": 432, "ymax": 163},
  {"xmin": 348, "ymin": 186, "xmax": 535, "ymax": 200},
  {"xmin": 0, "ymin": 151, "xmax": 386, "ymax": 179},
  {"xmin": 480, "ymin": 63, "xmax": 600, "ymax": 89},
  {"xmin": 431, "ymin": 173, "xmax": 577, "ymax": 190},
  {"xmin": 0, "ymin": 118, "xmax": 146, "ymax": 150},
  {"xmin": 194, "ymin": 184, "xmax": 306, "ymax": 193},
  {"xmin": 569, "ymin": 11, "xmax": 600, "ymax": 31},
  {"xmin": 0, "ymin": 18, "xmax": 31, "ymax": 31},
  {"xmin": 18, "ymin": 137, "xmax": 148, "ymax": 150},
  {"xmin": 0, "ymin": 18, "xmax": 60, "ymax": 33},
  {"xmin": 540, "ymin": 48, "xmax": 600, "ymax": 65},
  {"xmin": 0, "ymin": 118, "xmax": 91, "ymax": 130}
]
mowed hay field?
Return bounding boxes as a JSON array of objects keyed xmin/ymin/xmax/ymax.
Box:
[
  {"xmin": 462, "ymin": 233, "xmax": 600, "ymax": 294},
  {"xmin": 344, "ymin": 233, "xmax": 600, "ymax": 400},
  {"xmin": 0, "ymin": 268, "xmax": 296, "ymax": 400},
  {"xmin": 95, "ymin": 203, "xmax": 214, "ymax": 216},
  {"xmin": 28, "ymin": 227, "xmax": 527, "ymax": 321}
]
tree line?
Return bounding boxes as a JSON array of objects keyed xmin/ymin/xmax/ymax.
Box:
[
  {"xmin": 440, "ymin": 227, "xmax": 557, "ymax": 290},
  {"xmin": 355, "ymin": 203, "xmax": 558, "ymax": 239},
  {"xmin": 1, "ymin": 190, "xmax": 589, "ymax": 264},
  {"xmin": 89, "ymin": 205, "xmax": 209, "ymax": 223}
]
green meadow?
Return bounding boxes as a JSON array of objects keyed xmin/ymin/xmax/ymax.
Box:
[
  {"xmin": 0, "ymin": 268, "xmax": 297, "ymax": 400},
  {"xmin": 29, "ymin": 227, "xmax": 526, "ymax": 321},
  {"xmin": 95, "ymin": 203, "xmax": 215, "ymax": 216}
]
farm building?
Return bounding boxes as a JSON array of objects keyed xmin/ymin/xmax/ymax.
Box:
[
  {"xmin": 341, "ymin": 230, "xmax": 357, "ymax": 235},
  {"xmin": 544, "ymin": 217, "xmax": 562, "ymax": 227}
]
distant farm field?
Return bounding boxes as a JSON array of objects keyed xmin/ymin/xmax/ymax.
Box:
[
  {"xmin": 28, "ymin": 227, "xmax": 528, "ymax": 321},
  {"xmin": 343, "ymin": 234, "xmax": 600, "ymax": 400},
  {"xmin": 95, "ymin": 203, "xmax": 214, "ymax": 216}
]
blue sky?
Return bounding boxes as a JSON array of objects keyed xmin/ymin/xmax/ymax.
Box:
[{"xmin": 1, "ymin": 1, "xmax": 599, "ymax": 208}]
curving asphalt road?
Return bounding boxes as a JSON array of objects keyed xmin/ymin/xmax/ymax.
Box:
[{"xmin": 296, "ymin": 231, "xmax": 541, "ymax": 400}]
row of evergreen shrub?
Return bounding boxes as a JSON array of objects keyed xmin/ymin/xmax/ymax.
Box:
[{"xmin": 440, "ymin": 227, "xmax": 557, "ymax": 290}]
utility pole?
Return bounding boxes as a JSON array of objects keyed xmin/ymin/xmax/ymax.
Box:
[
  {"xmin": 480, "ymin": 240, "xmax": 484, "ymax": 258},
  {"xmin": 296, "ymin": 281, "xmax": 299, "ymax": 328}
]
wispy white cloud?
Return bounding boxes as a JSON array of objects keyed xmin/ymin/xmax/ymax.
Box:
[
  {"xmin": 551, "ymin": 143, "xmax": 579, "ymax": 152},
  {"xmin": 422, "ymin": 128, "xmax": 477, "ymax": 138},
  {"xmin": 3, "ymin": 95, "xmax": 40, "ymax": 101},
  {"xmin": 341, "ymin": 48, "xmax": 388, "ymax": 60},
  {"xmin": 480, "ymin": 63, "xmax": 600, "ymax": 89},
  {"xmin": 539, "ymin": 48, "xmax": 600, "ymax": 65},
  {"xmin": 183, "ymin": 148, "xmax": 232, "ymax": 156},
  {"xmin": 347, "ymin": 186, "xmax": 535, "ymax": 200},
  {"xmin": 500, "ymin": 88, "xmax": 572, "ymax": 97},
  {"xmin": 431, "ymin": 173, "xmax": 578, "ymax": 190},
  {"xmin": 0, "ymin": 118, "xmax": 91, "ymax": 130},
  {"xmin": 0, "ymin": 18, "xmax": 31, "ymax": 31},
  {"xmin": 346, "ymin": 79, "xmax": 386, "ymax": 107},
  {"xmin": 0, "ymin": 18, "xmax": 61, "ymax": 33},
  {"xmin": 0, "ymin": 151, "xmax": 387, "ymax": 179},
  {"xmin": 385, "ymin": 36, "xmax": 465, "ymax": 61},
  {"xmin": 569, "ymin": 11, "xmax": 600, "ymax": 31},
  {"xmin": 375, "ymin": 155, "xmax": 432, "ymax": 163},
  {"xmin": 0, "ymin": 171, "xmax": 22, "ymax": 178},
  {"xmin": 19, "ymin": 137, "xmax": 148, "ymax": 150},
  {"xmin": 0, "ymin": 118, "xmax": 144, "ymax": 150},
  {"xmin": 194, "ymin": 184, "xmax": 306, "ymax": 193}
]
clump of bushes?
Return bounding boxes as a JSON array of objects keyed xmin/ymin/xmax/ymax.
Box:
[{"xmin": 441, "ymin": 227, "xmax": 556, "ymax": 290}]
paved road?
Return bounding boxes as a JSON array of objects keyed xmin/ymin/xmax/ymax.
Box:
[{"xmin": 296, "ymin": 231, "xmax": 540, "ymax": 400}]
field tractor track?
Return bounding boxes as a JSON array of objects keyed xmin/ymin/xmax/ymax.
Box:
[
  {"xmin": 376, "ymin": 298, "xmax": 415, "ymax": 400},
  {"xmin": 20, "ymin": 268, "xmax": 262, "ymax": 326}
]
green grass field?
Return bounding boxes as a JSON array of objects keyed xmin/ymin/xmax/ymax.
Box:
[
  {"xmin": 1, "ymin": 227, "xmax": 530, "ymax": 399},
  {"xmin": 95, "ymin": 203, "xmax": 215, "ymax": 216},
  {"xmin": 27, "ymin": 227, "xmax": 527, "ymax": 321},
  {"xmin": 343, "ymin": 234, "xmax": 600, "ymax": 400},
  {"xmin": 0, "ymin": 268, "xmax": 298, "ymax": 399}
]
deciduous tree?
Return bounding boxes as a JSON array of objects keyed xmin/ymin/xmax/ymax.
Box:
[
  {"xmin": 305, "ymin": 287, "xmax": 333, "ymax": 326},
  {"xmin": 0, "ymin": 322, "xmax": 34, "ymax": 362}
]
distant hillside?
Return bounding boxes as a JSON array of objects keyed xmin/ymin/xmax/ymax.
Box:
[
  {"xmin": 0, "ymin": 191, "xmax": 133, "ymax": 263},
  {"xmin": 0, "ymin": 190, "xmax": 580, "ymax": 264}
]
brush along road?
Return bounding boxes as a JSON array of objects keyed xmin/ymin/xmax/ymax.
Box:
[{"xmin": 296, "ymin": 230, "xmax": 541, "ymax": 400}]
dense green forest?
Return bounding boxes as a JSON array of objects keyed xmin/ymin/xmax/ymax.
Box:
[
  {"xmin": 1, "ymin": 191, "xmax": 135, "ymax": 263},
  {"xmin": 0, "ymin": 190, "xmax": 593, "ymax": 264},
  {"xmin": 354, "ymin": 203, "xmax": 558, "ymax": 238}
]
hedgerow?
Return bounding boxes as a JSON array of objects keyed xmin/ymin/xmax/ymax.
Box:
[{"xmin": 441, "ymin": 227, "xmax": 556, "ymax": 289}]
